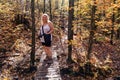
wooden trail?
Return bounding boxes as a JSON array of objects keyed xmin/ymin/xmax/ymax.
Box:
[{"xmin": 34, "ymin": 51, "xmax": 62, "ymax": 80}]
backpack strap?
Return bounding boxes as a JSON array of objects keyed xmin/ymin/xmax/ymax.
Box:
[{"xmin": 41, "ymin": 25, "xmax": 44, "ymax": 34}]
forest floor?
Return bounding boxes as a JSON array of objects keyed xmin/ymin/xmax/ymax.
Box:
[
  {"xmin": 57, "ymin": 35, "xmax": 120, "ymax": 80},
  {"xmin": 0, "ymin": 31, "xmax": 120, "ymax": 80}
]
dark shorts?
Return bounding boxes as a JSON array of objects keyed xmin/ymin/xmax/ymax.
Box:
[{"xmin": 42, "ymin": 41, "xmax": 51, "ymax": 47}]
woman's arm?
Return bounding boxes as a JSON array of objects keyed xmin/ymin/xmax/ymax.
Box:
[{"xmin": 47, "ymin": 21, "xmax": 54, "ymax": 34}]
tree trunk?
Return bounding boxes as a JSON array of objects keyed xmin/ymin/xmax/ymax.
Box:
[
  {"xmin": 116, "ymin": 8, "xmax": 120, "ymax": 39},
  {"xmin": 117, "ymin": 28, "xmax": 120, "ymax": 39},
  {"xmin": 110, "ymin": 0, "xmax": 115, "ymax": 45},
  {"xmin": 49, "ymin": 0, "xmax": 52, "ymax": 21},
  {"xmin": 55, "ymin": 0, "xmax": 59, "ymax": 9},
  {"xmin": 30, "ymin": 0, "xmax": 35, "ymax": 67},
  {"xmin": 61, "ymin": 0, "xmax": 64, "ymax": 6},
  {"xmin": 103, "ymin": 0, "xmax": 106, "ymax": 17},
  {"xmin": 43, "ymin": 0, "xmax": 46, "ymax": 13},
  {"xmin": 67, "ymin": 0, "xmax": 74, "ymax": 63},
  {"xmin": 87, "ymin": 0, "xmax": 96, "ymax": 60}
]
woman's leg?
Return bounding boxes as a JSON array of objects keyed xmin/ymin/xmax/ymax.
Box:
[
  {"xmin": 46, "ymin": 47, "xmax": 52, "ymax": 58},
  {"xmin": 43, "ymin": 46, "xmax": 52, "ymax": 58}
]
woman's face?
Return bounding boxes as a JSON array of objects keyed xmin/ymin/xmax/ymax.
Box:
[{"xmin": 42, "ymin": 15, "xmax": 48, "ymax": 23}]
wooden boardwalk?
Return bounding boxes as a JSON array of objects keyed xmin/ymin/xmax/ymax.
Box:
[{"xmin": 35, "ymin": 51, "xmax": 62, "ymax": 80}]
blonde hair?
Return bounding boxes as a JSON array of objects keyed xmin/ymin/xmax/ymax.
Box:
[{"xmin": 41, "ymin": 13, "xmax": 50, "ymax": 25}]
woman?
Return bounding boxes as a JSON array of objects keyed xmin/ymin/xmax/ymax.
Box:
[{"xmin": 39, "ymin": 13, "xmax": 54, "ymax": 63}]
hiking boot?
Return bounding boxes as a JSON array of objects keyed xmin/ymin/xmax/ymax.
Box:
[
  {"xmin": 47, "ymin": 59, "xmax": 53, "ymax": 64},
  {"xmin": 45, "ymin": 56, "xmax": 53, "ymax": 64},
  {"xmin": 44, "ymin": 56, "xmax": 52, "ymax": 61}
]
